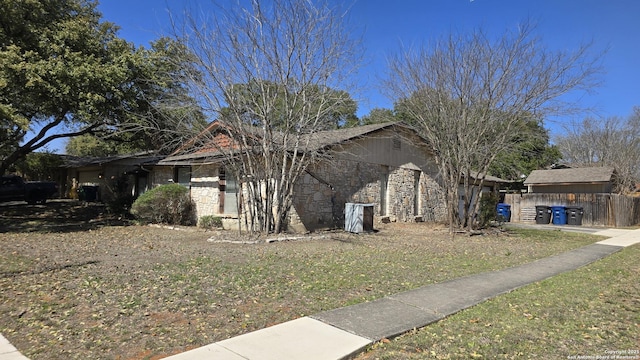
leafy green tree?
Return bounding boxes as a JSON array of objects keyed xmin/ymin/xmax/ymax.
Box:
[
  {"xmin": 221, "ymin": 80, "xmax": 357, "ymax": 130},
  {"xmin": 103, "ymin": 37, "xmax": 207, "ymax": 154},
  {"xmin": 64, "ymin": 38, "xmax": 207, "ymax": 157},
  {"xmin": 489, "ymin": 119, "xmax": 561, "ymax": 181},
  {"xmin": 327, "ymin": 89, "xmax": 359, "ymax": 128},
  {"xmin": 0, "ymin": 1, "xmax": 205, "ymax": 171},
  {"xmin": 0, "ymin": 0, "xmax": 133, "ymax": 173},
  {"xmin": 360, "ymin": 108, "xmax": 397, "ymax": 125},
  {"xmin": 14, "ymin": 151, "xmax": 62, "ymax": 181},
  {"xmin": 65, "ymin": 134, "xmax": 118, "ymax": 157}
]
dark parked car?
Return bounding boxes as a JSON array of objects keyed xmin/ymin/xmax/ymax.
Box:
[{"xmin": 0, "ymin": 175, "xmax": 58, "ymax": 204}]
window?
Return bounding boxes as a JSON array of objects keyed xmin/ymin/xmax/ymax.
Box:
[
  {"xmin": 218, "ymin": 166, "xmax": 238, "ymax": 215},
  {"xmin": 223, "ymin": 171, "xmax": 238, "ymax": 214},
  {"xmin": 175, "ymin": 167, "xmax": 191, "ymax": 187}
]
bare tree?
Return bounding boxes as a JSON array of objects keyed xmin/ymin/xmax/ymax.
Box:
[
  {"xmin": 385, "ymin": 21, "xmax": 603, "ymax": 232},
  {"xmin": 169, "ymin": 0, "xmax": 361, "ymax": 233},
  {"xmin": 555, "ymin": 108, "xmax": 640, "ymax": 193}
]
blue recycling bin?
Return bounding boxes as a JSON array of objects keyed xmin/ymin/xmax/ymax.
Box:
[
  {"xmin": 551, "ymin": 205, "xmax": 567, "ymax": 225},
  {"xmin": 496, "ymin": 203, "xmax": 511, "ymax": 222}
]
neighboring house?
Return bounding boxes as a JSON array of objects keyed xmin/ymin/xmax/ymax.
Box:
[
  {"xmin": 523, "ymin": 167, "xmax": 616, "ymax": 194},
  {"xmin": 60, "ymin": 152, "xmax": 164, "ymax": 200},
  {"xmin": 506, "ymin": 166, "xmax": 639, "ymax": 226},
  {"xmin": 157, "ymin": 122, "xmax": 449, "ymax": 232},
  {"xmin": 457, "ymin": 172, "xmax": 511, "ymax": 219}
]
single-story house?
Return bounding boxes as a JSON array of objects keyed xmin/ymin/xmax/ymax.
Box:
[
  {"xmin": 157, "ymin": 122, "xmax": 449, "ymax": 232},
  {"xmin": 60, "ymin": 152, "xmax": 164, "ymax": 200},
  {"xmin": 523, "ymin": 166, "xmax": 616, "ymax": 194}
]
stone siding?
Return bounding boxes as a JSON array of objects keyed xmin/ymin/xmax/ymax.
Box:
[
  {"xmin": 419, "ymin": 172, "xmax": 447, "ymax": 222},
  {"xmin": 190, "ymin": 165, "xmax": 220, "ymax": 218},
  {"xmin": 150, "ymin": 159, "xmax": 446, "ymax": 232},
  {"xmin": 290, "ymin": 158, "xmax": 447, "ymax": 231}
]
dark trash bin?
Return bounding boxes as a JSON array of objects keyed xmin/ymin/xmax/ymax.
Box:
[
  {"xmin": 550, "ymin": 205, "xmax": 567, "ymax": 225},
  {"xmin": 566, "ymin": 207, "xmax": 584, "ymax": 226},
  {"xmin": 496, "ymin": 203, "xmax": 511, "ymax": 222},
  {"xmin": 535, "ymin": 205, "xmax": 552, "ymax": 224},
  {"xmin": 79, "ymin": 185, "xmax": 100, "ymax": 202}
]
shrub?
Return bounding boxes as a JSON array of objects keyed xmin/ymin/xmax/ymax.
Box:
[
  {"xmin": 478, "ymin": 192, "xmax": 500, "ymax": 228},
  {"xmin": 198, "ymin": 215, "xmax": 223, "ymax": 230},
  {"xmin": 130, "ymin": 184, "xmax": 195, "ymax": 225},
  {"xmin": 102, "ymin": 175, "xmax": 134, "ymax": 216}
]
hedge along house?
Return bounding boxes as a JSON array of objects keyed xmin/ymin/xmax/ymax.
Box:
[{"xmin": 157, "ymin": 122, "xmax": 448, "ymax": 232}]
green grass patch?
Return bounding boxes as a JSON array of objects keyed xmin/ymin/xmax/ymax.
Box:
[
  {"xmin": 358, "ymin": 244, "xmax": 640, "ymax": 360},
  {"xmin": 0, "ymin": 254, "xmax": 34, "ymax": 275}
]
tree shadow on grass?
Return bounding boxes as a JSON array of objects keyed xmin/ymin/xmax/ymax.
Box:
[
  {"xmin": 0, "ymin": 259, "xmax": 100, "ymax": 279},
  {"xmin": 0, "ymin": 199, "xmax": 131, "ymax": 233}
]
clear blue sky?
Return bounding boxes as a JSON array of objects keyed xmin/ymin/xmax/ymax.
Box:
[{"xmin": 88, "ymin": 1, "xmax": 638, "ymax": 142}]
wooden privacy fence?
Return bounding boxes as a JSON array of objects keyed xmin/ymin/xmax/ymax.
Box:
[{"xmin": 504, "ymin": 193, "xmax": 640, "ymax": 228}]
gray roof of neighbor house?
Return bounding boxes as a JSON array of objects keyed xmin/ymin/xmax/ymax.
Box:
[
  {"xmin": 524, "ymin": 167, "xmax": 615, "ymax": 185},
  {"xmin": 467, "ymin": 172, "xmax": 512, "ymax": 184}
]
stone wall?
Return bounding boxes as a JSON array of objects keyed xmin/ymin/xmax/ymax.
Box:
[
  {"xmin": 419, "ymin": 172, "xmax": 447, "ymax": 222},
  {"xmin": 190, "ymin": 165, "xmax": 220, "ymax": 218},
  {"xmin": 290, "ymin": 157, "xmax": 447, "ymax": 231},
  {"xmin": 288, "ymin": 171, "xmax": 336, "ymax": 232}
]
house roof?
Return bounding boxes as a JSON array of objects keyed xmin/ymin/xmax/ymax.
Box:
[
  {"xmin": 300, "ymin": 122, "xmax": 413, "ymax": 151},
  {"xmin": 60, "ymin": 151, "xmax": 163, "ymax": 168},
  {"xmin": 466, "ymin": 172, "xmax": 511, "ymax": 184},
  {"xmin": 159, "ymin": 122, "xmax": 413, "ymax": 165},
  {"xmin": 524, "ymin": 167, "xmax": 615, "ymax": 185}
]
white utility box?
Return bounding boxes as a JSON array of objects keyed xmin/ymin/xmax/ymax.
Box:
[{"xmin": 344, "ymin": 202, "xmax": 375, "ymax": 233}]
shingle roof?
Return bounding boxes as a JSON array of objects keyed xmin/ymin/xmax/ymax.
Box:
[
  {"xmin": 299, "ymin": 122, "xmax": 402, "ymax": 151},
  {"xmin": 160, "ymin": 122, "xmax": 408, "ymax": 165},
  {"xmin": 524, "ymin": 167, "xmax": 615, "ymax": 185},
  {"xmin": 467, "ymin": 172, "xmax": 511, "ymax": 184},
  {"xmin": 60, "ymin": 151, "xmax": 163, "ymax": 168}
]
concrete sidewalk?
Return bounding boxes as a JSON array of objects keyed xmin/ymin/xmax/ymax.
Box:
[
  {"xmin": 2, "ymin": 228, "xmax": 639, "ymax": 360},
  {"xmin": 0, "ymin": 334, "xmax": 28, "ymax": 360}
]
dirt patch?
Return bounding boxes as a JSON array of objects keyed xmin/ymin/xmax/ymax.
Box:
[{"xmin": 0, "ymin": 201, "xmax": 600, "ymax": 360}]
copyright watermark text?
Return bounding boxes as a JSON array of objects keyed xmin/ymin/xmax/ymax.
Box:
[{"xmin": 568, "ymin": 349, "xmax": 640, "ymax": 360}]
